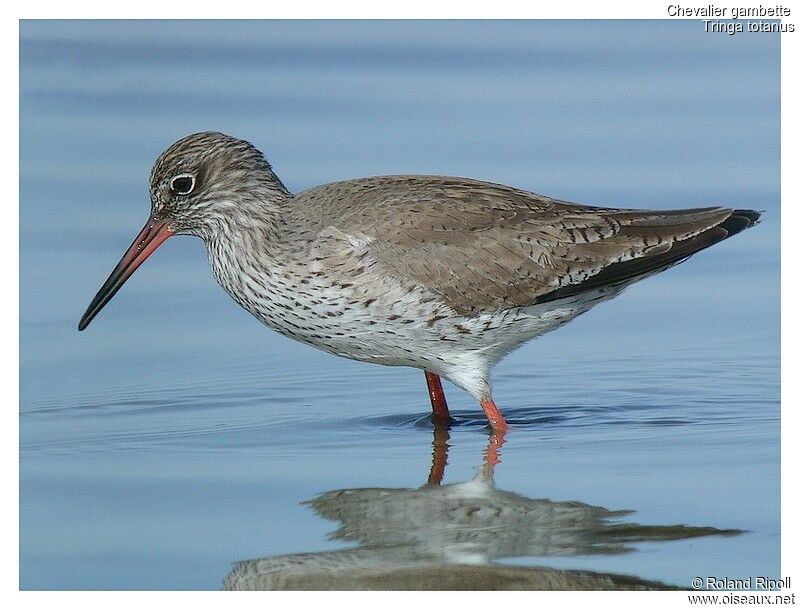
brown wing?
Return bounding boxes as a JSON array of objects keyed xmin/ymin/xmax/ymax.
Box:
[{"xmin": 295, "ymin": 176, "xmax": 759, "ymax": 314}]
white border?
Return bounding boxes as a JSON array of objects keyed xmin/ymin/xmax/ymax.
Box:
[{"xmin": 8, "ymin": 1, "xmax": 794, "ymax": 608}]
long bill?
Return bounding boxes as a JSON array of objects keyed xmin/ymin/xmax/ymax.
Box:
[{"xmin": 78, "ymin": 216, "xmax": 174, "ymax": 331}]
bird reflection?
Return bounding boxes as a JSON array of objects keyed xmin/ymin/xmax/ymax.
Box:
[{"xmin": 225, "ymin": 427, "xmax": 741, "ymax": 590}]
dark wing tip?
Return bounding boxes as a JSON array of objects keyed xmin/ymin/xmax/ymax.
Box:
[
  {"xmin": 535, "ymin": 207, "xmax": 762, "ymax": 305},
  {"xmin": 722, "ymin": 209, "xmax": 761, "ymax": 236}
]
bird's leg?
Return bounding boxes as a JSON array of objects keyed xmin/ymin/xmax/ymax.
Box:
[
  {"xmin": 480, "ymin": 398, "xmax": 508, "ymax": 432},
  {"xmin": 424, "ymin": 371, "xmax": 452, "ymax": 423},
  {"xmin": 426, "ymin": 425, "xmax": 450, "ymax": 486}
]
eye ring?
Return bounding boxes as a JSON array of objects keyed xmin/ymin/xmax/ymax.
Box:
[{"xmin": 170, "ymin": 173, "xmax": 195, "ymax": 195}]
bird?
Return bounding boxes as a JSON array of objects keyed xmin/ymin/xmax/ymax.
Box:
[{"xmin": 78, "ymin": 131, "xmax": 761, "ymax": 431}]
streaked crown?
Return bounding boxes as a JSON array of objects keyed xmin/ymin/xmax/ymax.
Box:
[{"xmin": 148, "ymin": 131, "xmax": 290, "ymax": 237}]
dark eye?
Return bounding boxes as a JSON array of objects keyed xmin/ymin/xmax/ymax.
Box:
[{"xmin": 170, "ymin": 174, "xmax": 195, "ymax": 195}]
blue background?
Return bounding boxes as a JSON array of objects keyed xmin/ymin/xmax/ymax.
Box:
[{"xmin": 20, "ymin": 20, "xmax": 779, "ymax": 589}]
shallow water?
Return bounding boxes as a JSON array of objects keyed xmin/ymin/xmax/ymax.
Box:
[{"xmin": 20, "ymin": 20, "xmax": 780, "ymax": 590}]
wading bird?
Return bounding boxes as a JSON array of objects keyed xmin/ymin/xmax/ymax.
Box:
[{"xmin": 79, "ymin": 132, "xmax": 760, "ymax": 431}]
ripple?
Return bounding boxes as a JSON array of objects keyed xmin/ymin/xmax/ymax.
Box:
[
  {"xmin": 21, "ymin": 382, "xmax": 778, "ymax": 459},
  {"xmin": 344, "ymin": 403, "xmax": 700, "ymax": 433}
]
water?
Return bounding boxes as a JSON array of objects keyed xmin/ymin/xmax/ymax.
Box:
[{"xmin": 19, "ymin": 20, "xmax": 780, "ymax": 590}]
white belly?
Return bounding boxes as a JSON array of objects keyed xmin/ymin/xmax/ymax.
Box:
[{"xmin": 209, "ymin": 240, "xmax": 626, "ymax": 399}]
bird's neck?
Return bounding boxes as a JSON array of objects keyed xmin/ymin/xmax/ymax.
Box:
[{"xmin": 204, "ymin": 191, "xmax": 292, "ymax": 296}]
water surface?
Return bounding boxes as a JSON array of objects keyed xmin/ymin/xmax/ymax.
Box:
[{"xmin": 20, "ymin": 20, "xmax": 780, "ymax": 590}]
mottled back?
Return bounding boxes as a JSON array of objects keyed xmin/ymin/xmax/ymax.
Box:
[{"xmin": 290, "ymin": 176, "xmax": 748, "ymax": 314}]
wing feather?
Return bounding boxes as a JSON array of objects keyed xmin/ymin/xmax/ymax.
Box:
[{"xmin": 292, "ymin": 176, "xmax": 755, "ymax": 314}]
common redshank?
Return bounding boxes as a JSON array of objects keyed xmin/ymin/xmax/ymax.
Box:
[{"xmin": 78, "ymin": 132, "xmax": 761, "ymax": 431}]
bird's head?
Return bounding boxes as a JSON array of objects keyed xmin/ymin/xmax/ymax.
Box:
[
  {"xmin": 149, "ymin": 131, "xmax": 289, "ymax": 237},
  {"xmin": 78, "ymin": 131, "xmax": 289, "ymax": 331}
]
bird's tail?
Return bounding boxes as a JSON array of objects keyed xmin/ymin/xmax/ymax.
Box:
[{"xmin": 536, "ymin": 208, "xmax": 761, "ymax": 304}]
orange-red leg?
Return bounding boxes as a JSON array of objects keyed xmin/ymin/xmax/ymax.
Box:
[
  {"xmin": 480, "ymin": 398, "xmax": 508, "ymax": 432},
  {"xmin": 424, "ymin": 371, "xmax": 452, "ymax": 423}
]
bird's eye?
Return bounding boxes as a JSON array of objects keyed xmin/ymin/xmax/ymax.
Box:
[{"xmin": 170, "ymin": 174, "xmax": 195, "ymax": 195}]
